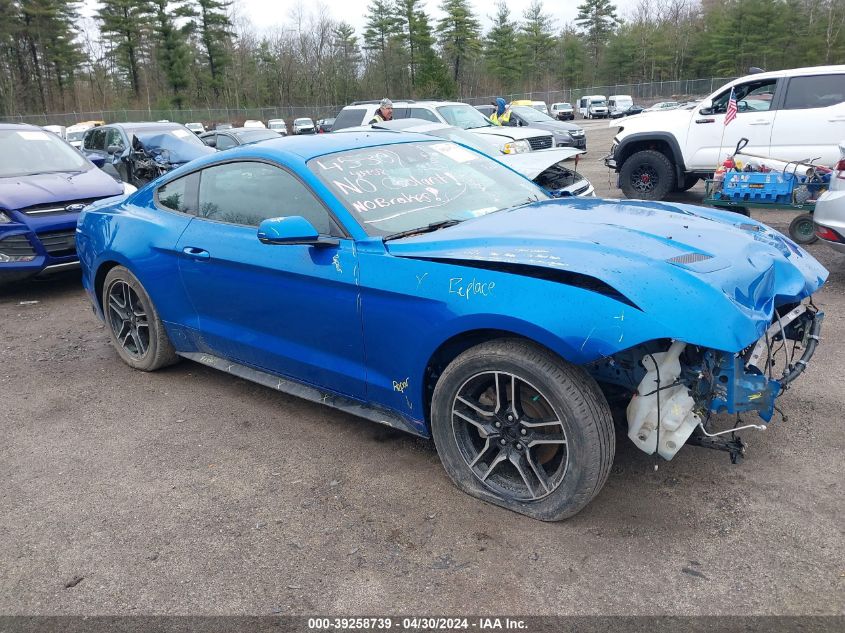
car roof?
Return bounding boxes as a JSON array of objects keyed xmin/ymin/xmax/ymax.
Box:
[
  {"xmin": 108, "ymin": 121, "xmax": 186, "ymax": 130},
  {"xmin": 732, "ymin": 64, "xmax": 845, "ymax": 82},
  {"xmin": 0, "ymin": 122, "xmax": 42, "ymax": 132},
  {"xmin": 212, "ymin": 130, "xmax": 434, "ymax": 162}
]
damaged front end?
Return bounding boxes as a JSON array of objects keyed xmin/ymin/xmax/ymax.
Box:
[
  {"xmin": 120, "ymin": 132, "xmax": 215, "ymax": 187},
  {"xmin": 588, "ymin": 300, "xmax": 824, "ymax": 461}
]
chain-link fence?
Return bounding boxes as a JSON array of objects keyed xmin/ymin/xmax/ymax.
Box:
[
  {"xmin": 4, "ymin": 76, "xmax": 738, "ymax": 125},
  {"xmin": 3, "ymin": 105, "xmax": 345, "ymax": 127}
]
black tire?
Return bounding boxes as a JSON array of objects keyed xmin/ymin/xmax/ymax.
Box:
[
  {"xmin": 789, "ymin": 213, "xmax": 818, "ymax": 245},
  {"xmin": 430, "ymin": 339, "xmax": 615, "ymax": 521},
  {"xmin": 620, "ymin": 149, "xmax": 676, "ymax": 200},
  {"xmin": 676, "ymin": 174, "xmax": 700, "ymax": 191},
  {"xmin": 102, "ymin": 265, "xmax": 179, "ymax": 371}
]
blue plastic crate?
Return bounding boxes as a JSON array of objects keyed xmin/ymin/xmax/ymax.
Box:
[{"xmin": 722, "ymin": 172, "xmax": 795, "ymax": 203}]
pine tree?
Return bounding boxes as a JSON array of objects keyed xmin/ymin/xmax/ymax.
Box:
[
  {"xmin": 192, "ymin": 0, "xmax": 233, "ymax": 98},
  {"xmin": 483, "ymin": 2, "xmax": 519, "ymax": 91},
  {"xmin": 436, "ymin": 0, "xmax": 481, "ymax": 87},
  {"xmin": 518, "ymin": 1, "xmax": 556, "ymax": 89},
  {"xmin": 154, "ymin": 0, "xmax": 194, "ymax": 107},
  {"xmin": 332, "ymin": 22, "xmax": 362, "ymax": 103},
  {"xmin": 575, "ymin": 0, "xmax": 618, "ymax": 83},
  {"xmin": 97, "ymin": 0, "xmax": 157, "ymax": 98},
  {"xmin": 362, "ymin": 0, "xmax": 402, "ymax": 94}
]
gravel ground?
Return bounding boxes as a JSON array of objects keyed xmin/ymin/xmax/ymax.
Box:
[{"xmin": 1, "ymin": 122, "xmax": 843, "ymax": 616}]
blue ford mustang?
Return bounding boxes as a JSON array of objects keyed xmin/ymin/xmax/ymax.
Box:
[{"xmin": 77, "ymin": 132, "xmax": 827, "ymax": 520}]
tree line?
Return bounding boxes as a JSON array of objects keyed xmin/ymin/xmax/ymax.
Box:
[{"xmin": 1, "ymin": 0, "xmax": 844, "ymax": 117}]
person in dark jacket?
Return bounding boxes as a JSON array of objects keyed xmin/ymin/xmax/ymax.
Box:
[{"xmin": 368, "ymin": 98, "xmax": 394, "ymax": 124}]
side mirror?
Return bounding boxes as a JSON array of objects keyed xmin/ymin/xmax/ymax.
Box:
[
  {"xmin": 107, "ymin": 144, "xmax": 122, "ymax": 155},
  {"xmin": 698, "ymin": 98, "xmax": 714, "ymax": 115},
  {"xmin": 204, "ymin": 137, "xmax": 217, "ymax": 148},
  {"xmin": 257, "ymin": 216, "xmax": 338, "ymax": 247}
]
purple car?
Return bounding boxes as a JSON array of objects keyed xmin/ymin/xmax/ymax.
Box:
[{"xmin": 0, "ymin": 123, "xmax": 126, "ymax": 284}]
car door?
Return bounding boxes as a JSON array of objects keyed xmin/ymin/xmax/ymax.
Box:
[
  {"xmin": 176, "ymin": 159, "xmax": 366, "ymax": 399},
  {"xmin": 769, "ymin": 72, "xmax": 845, "ymax": 166},
  {"xmin": 82, "ymin": 127, "xmax": 107, "ymax": 161},
  {"xmin": 684, "ymin": 77, "xmax": 780, "ymax": 170}
]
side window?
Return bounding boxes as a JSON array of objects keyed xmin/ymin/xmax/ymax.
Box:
[
  {"xmin": 712, "ymin": 79, "xmax": 777, "ymax": 113},
  {"xmin": 408, "ymin": 108, "xmax": 439, "ymax": 122},
  {"xmin": 783, "ymin": 74, "xmax": 845, "ymax": 110},
  {"xmin": 201, "ymin": 134, "xmax": 216, "ymax": 147},
  {"xmin": 216, "ymin": 134, "xmax": 236, "ymax": 150},
  {"xmin": 106, "ymin": 128, "xmax": 124, "ymax": 151},
  {"xmin": 332, "ymin": 107, "xmax": 367, "ymax": 131},
  {"xmin": 155, "ymin": 175, "xmax": 192, "ymax": 213},
  {"xmin": 85, "ymin": 128, "xmax": 105, "ymax": 151},
  {"xmin": 198, "ymin": 161, "xmax": 332, "ymax": 233}
]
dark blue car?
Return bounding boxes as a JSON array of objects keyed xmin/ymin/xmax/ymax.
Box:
[
  {"xmin": 77, "ymin": 132, "xmax": 826, "ymax": 520},
  {"xmin": 0, "ymin": 123, "xmax": 126, "ymax": 284}
]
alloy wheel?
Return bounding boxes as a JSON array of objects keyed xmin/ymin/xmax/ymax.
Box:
[
  {"xmin": 106, "ymin": 280, "xmax": 150, "ymax": 359},
  {"xmin": 451, "ymin": 371, "xmax": 569, "ymax": 502}
]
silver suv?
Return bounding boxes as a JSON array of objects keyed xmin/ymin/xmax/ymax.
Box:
[{"xmin": 333, "ymin": 100, "xmax": 555, "ymax": 154}]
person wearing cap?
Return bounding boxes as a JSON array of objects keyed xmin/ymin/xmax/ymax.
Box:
[
  {"xmin": 369, "ymin": 98, "xmax": 394, "ymax": 124},
  {"xmin": 489, "ymin": 97, "xmax": 511, "ymax": 126}
]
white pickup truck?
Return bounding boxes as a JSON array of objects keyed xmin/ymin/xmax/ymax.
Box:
[{"xmin": 605, "ymin": 65, "xmax": 845, "ymax": 200}]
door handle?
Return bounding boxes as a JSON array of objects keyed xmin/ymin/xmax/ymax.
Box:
[
  {"xmin": 749, "ymin": 120, "xmax": 771, "ymax": 126},
  {"xmin": 182, "ymin": 246, "xmax": 210, "ymax": 260}
]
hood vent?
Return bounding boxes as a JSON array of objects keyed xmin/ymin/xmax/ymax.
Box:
[{"xmin": 666, "ymin": 253, "xmax": 713, "ymax": 265}]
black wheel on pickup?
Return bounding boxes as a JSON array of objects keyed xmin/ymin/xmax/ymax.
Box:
[{"xmin": 620, "ymin": 149, "xmax": 676, "ymax": 200}]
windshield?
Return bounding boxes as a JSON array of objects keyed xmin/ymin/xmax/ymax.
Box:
[
  {"xmin": 309, "ymin": 141, "xmax": 547, "ymax": 236},
  {"xmin": 0, "ymin": 129, "xmax": 90, "ymax": 177},
  {"xmin": 233, "ymin": 129, "xmax": 280, "ymax": 144},
  {"xmin": 66, "ymin": 130, "xmax": 87, "ymax": 142},
  {"xmin": 511, "ymin": 106, "xmax": 555, "ymax": 123},
  {"xmin": 295, "ymin": 118, "xmax": 313, "ymax": 125},
  {"xmin": 435, "ymin": 105, "xmax": 492, "ymax": 130},
  {"xmin": 590, "ymin": 100, "xmax": 606, "ymax": 106}
]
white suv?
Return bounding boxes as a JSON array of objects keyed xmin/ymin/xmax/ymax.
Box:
[
  {"xmin": 332, "ymin": 100, "xmax": 555, "ymax": 154},
  {"xmin": 606, "ymin": 65, "xmax": 845, "ymax": 200}
]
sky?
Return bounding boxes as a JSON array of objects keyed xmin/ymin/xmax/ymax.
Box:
[{"xmin": 81, "ymin": 0, "xmax": 622, "ymax": 36}]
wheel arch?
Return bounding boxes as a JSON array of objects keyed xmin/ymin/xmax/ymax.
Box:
[
  {"xmin": 616, "ymin": 132, "xmax": 686, "ymax": 182},
  {"xmin": 93, "ymin": 259, "xmax": 124, "ymax": 316},
  {"xmin": 420, "ymin": 327, "xmax": 578, "ymax": 433}
]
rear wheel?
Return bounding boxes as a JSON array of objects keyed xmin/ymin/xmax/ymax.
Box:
[
  {"xmin": 789, "ymin": 213, "xmax": 818, "ymax": 244},
  {"xmin": 430, "ymin": 339, "xmax": 615, "ymax": 521},
  {"xmin": 620, "ymin": 149, "xmax": 676, "ymax": 200},
  {"xmin": 102, "ymin": 266, "xmax": 179, "ymax": 371}
]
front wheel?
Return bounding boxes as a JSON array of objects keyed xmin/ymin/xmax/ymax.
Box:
[
  {"xmin": 102, "ymin": 266, "xmax": 179, "ymax": 371},
  {"xmin": 619, "ymin": 149, "xmax": 676, "ymax": 200},
  {"xmin": 430, "ymin": 339, "xmax": 615, "ymax": 521}
]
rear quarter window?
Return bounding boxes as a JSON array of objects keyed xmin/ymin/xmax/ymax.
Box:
[
  {"xmin": 783, "ymin": 74, "xmax": 845, "ymax": 110},
  {"xmin": 332, "ymin": 108, "xmax": 367, "ymax": 130}
]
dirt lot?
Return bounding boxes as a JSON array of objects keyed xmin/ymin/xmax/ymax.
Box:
[{"xmin": 1, "ymin": 122, "xmax": 844, "ymax": 616}]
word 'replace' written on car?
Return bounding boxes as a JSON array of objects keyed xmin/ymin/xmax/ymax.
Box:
[{"xmin": 77, "ymin": 131, "xmax": 827, "ymax": 520}]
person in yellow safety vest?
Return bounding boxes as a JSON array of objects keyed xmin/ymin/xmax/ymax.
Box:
[
  {"xmin": 368, "ymin": 98, "xmax": 394, "ymax": 124},
  {"xmin": 489, "ymin": 97, "xmax": 511, "ymax": 126}
]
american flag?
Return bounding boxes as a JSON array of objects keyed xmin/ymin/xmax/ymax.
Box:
[{"xmin": 725, "ymin": 87, "xmax": 737, "ymax": 126}]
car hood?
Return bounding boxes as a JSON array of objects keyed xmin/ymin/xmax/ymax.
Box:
[
  {"xmin": 132, "ymin": 132, "xmax": 216, "ymax": 165},
  {"xmin": 0, "ymin": 167, "xmax": 123, "ymax": 211},
  {"xmin": 386, "ymin": 198, "xmax": 827, "ymax": 352},
  {"xmin": 497, "ymin": 148, "xmax": 583, "ymax": 179},
  {"xmin": 472, "ymin": 126, "xmax": 550, "ymax": 141},
  {"xmin": 518, "ymin": 121, "xmax": 581, "ymax": 134},
  {"xmin": 613, "ymin": 108, "xmax": 691, "ymax": 130}
]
